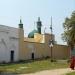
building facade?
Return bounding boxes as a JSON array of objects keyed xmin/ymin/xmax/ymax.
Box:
[{"xmin": 0, "ymin": 18, "xmax": 70, "ymax": 63}]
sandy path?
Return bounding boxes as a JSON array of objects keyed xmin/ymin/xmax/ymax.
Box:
[{"xmin": 21, "ymin": 68, "xmax": 75, "ymax": 75}]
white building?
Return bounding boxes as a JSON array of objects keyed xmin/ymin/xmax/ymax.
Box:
[{"xmin": 0, "ymin": 25, "xmax": 19, "ymax": 63}]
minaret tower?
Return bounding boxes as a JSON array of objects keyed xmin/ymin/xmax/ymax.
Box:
[
  {"xmin": 37, "ymin": 17, "xmax": 42, "ymax": 34},
  {"xmin": 19, "ymin": 19, "xmax": 23, "ymax": 29},
  {"xmin": 18, "ymin": 18, "xmax": 24, "ymax": 60}
]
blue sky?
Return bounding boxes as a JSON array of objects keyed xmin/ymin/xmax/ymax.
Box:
[{"xmin": 0, "ymin": 0, "xmax": 74, "ymax": 44}]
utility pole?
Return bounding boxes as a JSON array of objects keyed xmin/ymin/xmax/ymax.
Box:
[{"xmin": 49, "ymin": 16, "xmax": 53, "ymax": 62}]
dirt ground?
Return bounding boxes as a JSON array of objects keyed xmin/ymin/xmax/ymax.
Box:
[{"xmin": 21, "ymin": 68, "xmax": 75, "ymax": 75}]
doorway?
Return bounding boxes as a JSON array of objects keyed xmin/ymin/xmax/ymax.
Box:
[
  {"xmin": 10, "ymin": 51, "xmax": 14, "ymax": 62},
  {"xmin": 31, "ymin": 53, "xmax": 34, "ymax": 60}
]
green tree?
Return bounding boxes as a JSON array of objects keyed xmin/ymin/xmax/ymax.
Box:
[{"xmin": 62, "ymin": 11, "xmax": 75, "ymax": 48}]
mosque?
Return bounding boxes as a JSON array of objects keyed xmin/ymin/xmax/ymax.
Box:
[{"xmin": 0, "ymin": 17, "xmax": 70, "ymax": 63}]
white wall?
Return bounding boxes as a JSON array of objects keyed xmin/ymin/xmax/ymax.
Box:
[{"xmin": 0, "ymin": 25, "xmax": 19, "ymax": 63}]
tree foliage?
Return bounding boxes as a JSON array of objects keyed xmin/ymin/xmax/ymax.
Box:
[{"xmin": 62, "ymin": 11, "xmax": 75, "ymax": 46}]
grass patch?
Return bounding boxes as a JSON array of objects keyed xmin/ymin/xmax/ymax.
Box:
[
  {"xmin": 0, "ymin": 59, "xmax": 69, "ymax": 74},
  {"xmin": 66, "ymin": 72, "xmax": 75, "ymax": 75}
]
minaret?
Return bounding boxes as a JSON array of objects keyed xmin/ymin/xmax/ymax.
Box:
[
  {"xmin": 37, "ymin": 17, "xmax": 42, "ymax": 34},
  {"xmin": 19, "ymin": 19, "xmax": 23, "ymax": 29},
  {"xmin": 18, "ymin": 18, "xmax": 24, "ymax": 60}
]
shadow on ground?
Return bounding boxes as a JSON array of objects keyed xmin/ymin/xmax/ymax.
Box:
[{"xmin": 0, "ymin": 72, "xmax": 18, "ymax": 75}]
